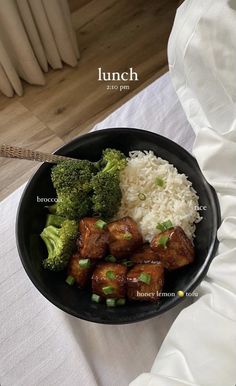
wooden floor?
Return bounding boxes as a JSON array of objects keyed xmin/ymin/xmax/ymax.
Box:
[{"xmin": 0, "ymin": 0, "xmax": 178, "ymax": 201}]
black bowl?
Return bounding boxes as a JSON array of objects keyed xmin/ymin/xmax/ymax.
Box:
[{"xmin": 16, "ymin": 128, "xmax": 220, "ymax": 324}]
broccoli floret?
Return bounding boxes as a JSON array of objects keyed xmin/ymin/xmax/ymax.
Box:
[
  {"xmin": 41, "ymin": 219, "xmax": 78, "ymax": 271},
  {"xmin": 50, "ymin": 159, "xmax": 96, "ymax": 219},
  {"xmin": 92, "ymin": 174, "xmax": 122, "ymax": 219},
  {"xmin": 49, "ymin": 150, "xmax": 126, "ymax": 220},
  {"xmin": 51, "ymin": 159, "xmax": 96, "ymax": 192},
  {"xmin": 46, "ymin": 214, "xmax": 66, "ymax": 227},
  {"xmin": 56, "ymin": 191, "xmax": 91, "ymax": 219},
  {"xmin": 91, "ymin": 149, "xmax": 126, "ymax": 218},
  {"xmin": 101, "ymin": 148, "xmax": 127, "ymax": 175}
]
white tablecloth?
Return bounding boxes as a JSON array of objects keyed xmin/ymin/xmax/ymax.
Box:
[{"xmin": 0, "ymin": 73, "xmax": 194, "ymax": 386}]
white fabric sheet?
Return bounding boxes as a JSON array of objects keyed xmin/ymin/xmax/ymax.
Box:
[
  {"xmin": 131, "ymin": 1, "xmax": 236, "ymax": 385},
  {"xmin": 0, "ymin": 73, "xmax": 194, "ymax": 386}
]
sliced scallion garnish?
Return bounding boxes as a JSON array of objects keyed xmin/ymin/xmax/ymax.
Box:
[
  {"xmin": 121, "ymin": 260, "xmax": 134, "ymax": 267},
  {"xmin": 105, "ymin": 255, "xmax": 116, "ymax": 263},
  {"xmin": 95, "ymin": 219, "xmax": 107, "ymax": 229},
  {"xmin": 106, "ymin": 298, "xmax": 116, "ymax": 307},
  {"xmin": 155, "ymin": 177, "xmax": 165, "ymax": 188},
  {"xmin": 158, "ymin": 235, "xmax": 169, "ymax": 248},
  {"xmin": 116, "ymin": 298, "xmax": 126, "ymax": 306},
  {"xmin": 91, "ymin": 293, "xmax": 100, "ymax": 303},
  {"xmin": 138, "ymin": 272, "xmax": 151, "ymax": 285},
  {"xmin": 156, "ymin": 220, "xmax": 173, "ymax": 231},
  {"xmin": 106, "ymin": 270, "xmax": 116, "ymax": 280},
  {"xmin": 138, "ymin": 192, "xmax": 146, "ymax": 201},
  {"xmin": 123, "ymin": 232, "xmax": 132, "ymax": 240},
  {"xmin": 66, "ymin": 275, "xmax": 75, "ymax": 285},
  {"xmin": 79, "ymin": 258, "xmax": 91, "ymax": 269},
  {"xmin": 102, "ymin": 285, "xmax": 114, "ymax": 295}
]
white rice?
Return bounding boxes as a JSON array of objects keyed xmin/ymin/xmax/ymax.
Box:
[{"xmin": 117, "ymin": 151, "xmax": 201, "ymax": 242}]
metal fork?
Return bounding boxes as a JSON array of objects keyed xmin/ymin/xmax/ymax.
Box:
[{"xmin": 0, "ymin": 144, "xmax": 77, "ymax": 164}]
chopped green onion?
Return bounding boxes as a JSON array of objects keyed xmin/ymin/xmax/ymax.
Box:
[
  {"xmin": 138, "ymin": 272, "xmax": 151, "ymax": 285},
  {"xmin": 105, "ymin": 255, "xmax": 116, "ymax": 263},
  {"xmin": 155, "ymin": 177, "xmax": 165, "ymax": 187},
  {"xmin": 95, "ymin": 219, "xmax": 107, "ymax": 229},
  {"xmin": 123, "ymin": 232, "xmax": 132, "ymax": 240},
  {"xmin": 106, "ymin": 270, "xmax": 116, "ymax": 280},
  {"xmin": 79, "ymin": 259, "xmax": 91, "ymax": 269},
  {"xmin": 122, "ymin": 260, "xmax": 134, "ymax": 267},
  {"xmin": 102, "ymin": 285, "xmax": 114, "ymax": 295},
  {"xmin": 158, "ymin": 235, "xmax": 169, "ymax": 248},
  {"xmin": 91, "ymin": 293, "xmax": 101, "ymax": 303},
  {"xmin": 156, "ymin": 220, "xmax": 173, "ymax": 232},
  {"xmin": 138, "ymin": 192, "xmax": 146, "ymax": 201},
  {"xmin": 117, "ymin": 298, "xmax": 126, "ymax": 306},
  {"xmin": 66, "ymin": 275, "xmax": 75, "ymax": 285},
  {"xmin": 106, "ymin": 298, "xmax": 116, "ymax": 307}
]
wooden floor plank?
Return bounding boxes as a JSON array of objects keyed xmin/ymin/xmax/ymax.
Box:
[
  {"xmin": 0, "ymin": 102, "xmax": 64, "ymax": 200},
  {"xmin": 0, "ymin": 0, "xmax": 178, "ymax": 201},
  {"xmin": 68, "ymin": 0, "xmax": 90, "ymax": 13}
]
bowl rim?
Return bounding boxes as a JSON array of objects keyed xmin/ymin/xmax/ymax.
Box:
[{"xmin": 15, "ymin": 128, "xmax": 221, "ymax": 324}]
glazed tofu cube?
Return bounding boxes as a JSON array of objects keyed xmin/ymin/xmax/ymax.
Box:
[
  {"xmin": 67, "ymin": 253, "xmax": 94, "ymax": 288},
  {"xmin": 78, "ymin": 217, "xmax": 109, "ymax": 259},
  {"xmin": 108, "ymin": 216, "xmax": 143, "ymax": 259},
  {"xmin": 92, "ymin": 263, "xmax": 127, "ymax": 299},
  {"xmin": 150, "ymin": 226, "xmax": 194, "ymax": 270},
  {"xmin": 131, "ymin": 244, "xmax": 160, "ymax": 264},
  {"xmin": 127, "ymin": 263, "xmax": 164, "ymax": 302}
]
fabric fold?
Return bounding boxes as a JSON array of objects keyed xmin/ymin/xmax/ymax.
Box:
[
  {"xmin": 16, "ymin": 0, "xmax": 49, "ymax": 72},
  {"xmin": 0, "ymin": 62, "xmax": 14, "ymax": 97},
  {"xmin": 0, "ymin": 0, "xmax": 79, "ymax": 97}
]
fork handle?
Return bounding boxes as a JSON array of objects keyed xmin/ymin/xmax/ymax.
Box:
[{"xmin": 0, "ymin": 144, "xmax": 76, "ymax": 164}]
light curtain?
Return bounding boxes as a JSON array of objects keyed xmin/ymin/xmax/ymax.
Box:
[{"xmin": 0, "ymin": 0, "xmax": 79, "ymax": 97}]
